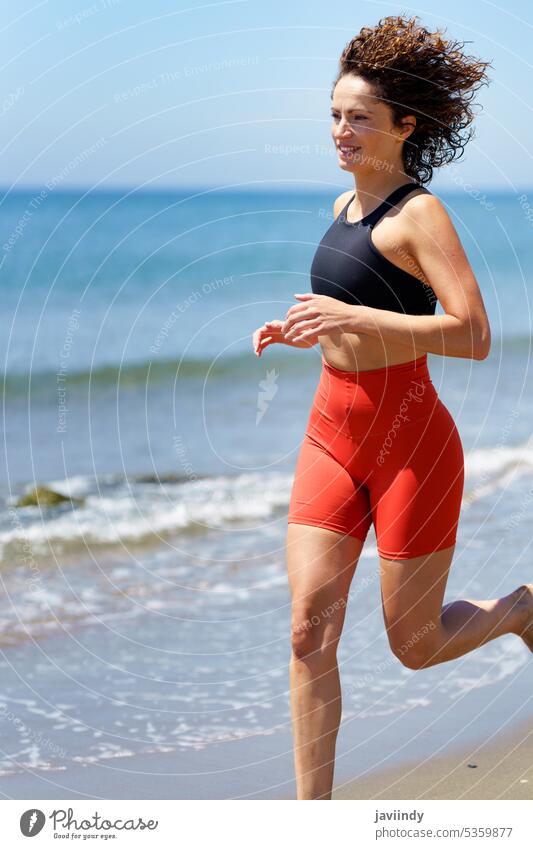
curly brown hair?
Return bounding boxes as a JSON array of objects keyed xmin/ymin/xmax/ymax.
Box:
[{"xmin": 332, "ymin": 14, "xmax": 493, "ymax": 185}]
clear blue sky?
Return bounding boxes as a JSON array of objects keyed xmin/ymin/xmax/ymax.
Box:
[{"xmin": 2, "ymin": 0, "xmax": 533, "ymax": 192}]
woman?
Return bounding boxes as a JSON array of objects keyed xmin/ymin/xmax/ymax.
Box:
[{"xmin": 252, "ymin": 15, "xmax": 533, "ymax": 800}]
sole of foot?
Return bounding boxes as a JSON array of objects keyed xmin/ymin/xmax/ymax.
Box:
[{"xmin": 513, "ymin": 584, "xmax": 533, "ymax": 652}]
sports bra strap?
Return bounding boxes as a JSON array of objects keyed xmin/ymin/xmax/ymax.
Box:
[
  {"xmin": 342, "ymin": 182, "xmax": 430, "ymax": 227},
  {"xmin": 366, "ymin": 182, "xmax": 429, "ymax": 227}
]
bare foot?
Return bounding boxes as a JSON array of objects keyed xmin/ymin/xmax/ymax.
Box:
[{"xmin": 512, "ymin": 584, "xmax": 533, "ymax": 652}]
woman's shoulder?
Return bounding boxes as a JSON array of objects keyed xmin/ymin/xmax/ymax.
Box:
[
  {"xmin": 332, "ymin": 190, "xmax": 354, "ymax": 221},
  {"xmin": 402, "ymin": 186, "xmax": 454, "ymax": 229},
  {"xmin": 392, "ymin": 185, "xmax": 445, "ymax": 231}
]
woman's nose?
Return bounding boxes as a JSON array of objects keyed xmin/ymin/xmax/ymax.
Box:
[{"xmin": 333, "ymin": 117, "xmax": 354, "ymax": 137}]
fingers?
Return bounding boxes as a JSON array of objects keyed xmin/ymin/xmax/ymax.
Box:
[
  {"xmin": 255, "ymin": 336, "xmax": 273, "ymax": 356},
  {"xmin": 285, "ymin": 319, "xmax": 319, "ymax": 340},
  {"xmin": 282, "ymin": 307, "xmax": 319, "ymax": 334},
  {"xmin": 252, "ymin": 320, "xmax": 283, "ymax": 356},
  {"xmin": 253, "ymin": 324, "xmax": 275, "ymax": 356}
]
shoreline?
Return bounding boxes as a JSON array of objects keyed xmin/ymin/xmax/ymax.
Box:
[
  {"xmin": 0, "ymin": 711, "xmax": 531, "ymax": 800},
  {"xmin": 1, "ymin": 640, "xmax": 532, "ymax": 801}
]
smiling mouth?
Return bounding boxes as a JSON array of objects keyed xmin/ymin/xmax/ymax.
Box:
[{"xmin": 337, "ymin": 145, "xmax": 361, "ymax": 158}]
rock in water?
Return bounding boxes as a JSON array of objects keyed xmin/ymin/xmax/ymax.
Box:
[{"xmin": 15, "ymin": 486, "xmax": 85, "ymax": 508}]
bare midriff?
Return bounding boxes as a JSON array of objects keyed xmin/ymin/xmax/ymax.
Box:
[{"xmin": 318, "ymin": 332, "xmax": 426, "ymax": 372}]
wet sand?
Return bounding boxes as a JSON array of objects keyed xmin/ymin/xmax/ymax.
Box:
[
  {"xmin": 1, "ymin": 642, "xmax": 531, "ymax": 801},
  {"xmin": 332, "ymin": 714, "xmax": 533, "ymax": 800}
]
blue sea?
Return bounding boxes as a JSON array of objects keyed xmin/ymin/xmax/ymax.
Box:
[{"xmin": 1, "ymin": 186, "xmax": 533, "ymax": 798}]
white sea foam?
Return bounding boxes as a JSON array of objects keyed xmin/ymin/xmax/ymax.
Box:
[
  {"xmin": 1, "ymin": 471, "xmax": 294, "ymax": 566},
  {"xmin": 4, "ymin": 436, "xmax": 533, "ymax": 566}
]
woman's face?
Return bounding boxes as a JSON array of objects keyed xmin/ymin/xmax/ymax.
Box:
[{"xmin": 331, "ymin": 74, "xmax": 413, "ymax": 173}]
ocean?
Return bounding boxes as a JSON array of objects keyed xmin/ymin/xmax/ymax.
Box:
[{"xmin": 1, "ymin": 186, "xmax": 533, "ymax": 798}]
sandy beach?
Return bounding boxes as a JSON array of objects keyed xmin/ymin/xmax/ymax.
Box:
[{"xmin": 332, "ymin": 714, "xmax": 533, "ymax": 800}]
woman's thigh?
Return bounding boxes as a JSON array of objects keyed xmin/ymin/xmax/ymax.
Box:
[
  {"xmin": 286, "ymin": 523, "xmax": 365, "ymax": 650},
  {"xmin": 379, "ymin": 544, "xmax": 455, "ymax": 653},
  {"xmin": 370, "ymin": 390, "xmax": 463, "ymax": 662}
]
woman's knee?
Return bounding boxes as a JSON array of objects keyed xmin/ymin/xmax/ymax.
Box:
[
  {"xmin": 290, "ymin": 603, "xmax": 344, "ymax": 661},
  {"xmin": 388, "ymin": 625, "xmax": 440, "ymax": 669},
  {"xmin": 291, "ymin": 609, "xmax": 321, "ymax": 659}
]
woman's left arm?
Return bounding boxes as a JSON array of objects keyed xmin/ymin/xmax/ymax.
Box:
[
  {"xmin": 353, "ymin": 193, "xmax": 491, "ymax": 359},
  {"xmin": 284, "ymin": 194, "xmax": 491, "ymax": 360}
]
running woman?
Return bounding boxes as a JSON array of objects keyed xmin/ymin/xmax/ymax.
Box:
[{"xmin": 252, "ymin": 15, "xmax": 533, "ymax": 800}]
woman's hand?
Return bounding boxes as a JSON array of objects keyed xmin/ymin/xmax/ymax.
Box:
[
  {"xmin": 282, "ymin": 293, "xmax": 365, "ymax": 343},
  {"xmin": 253, "ymin": 319, "xmax": 319, "ymax": 357}
]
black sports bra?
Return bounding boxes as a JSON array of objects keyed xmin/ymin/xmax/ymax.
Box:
[{"xmin": 310, "ymin": 182, "xmax": 437, "ymax": 315}]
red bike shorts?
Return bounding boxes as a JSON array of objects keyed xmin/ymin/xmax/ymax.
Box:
[{"xmin": 287, "ymin": 354, "xmax": 464, "ymax": 560}]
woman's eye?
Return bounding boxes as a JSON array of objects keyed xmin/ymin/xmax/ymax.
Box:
[{"xmin": 331, "ymin": 115, "xmax": 365, "ymax": 121}]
